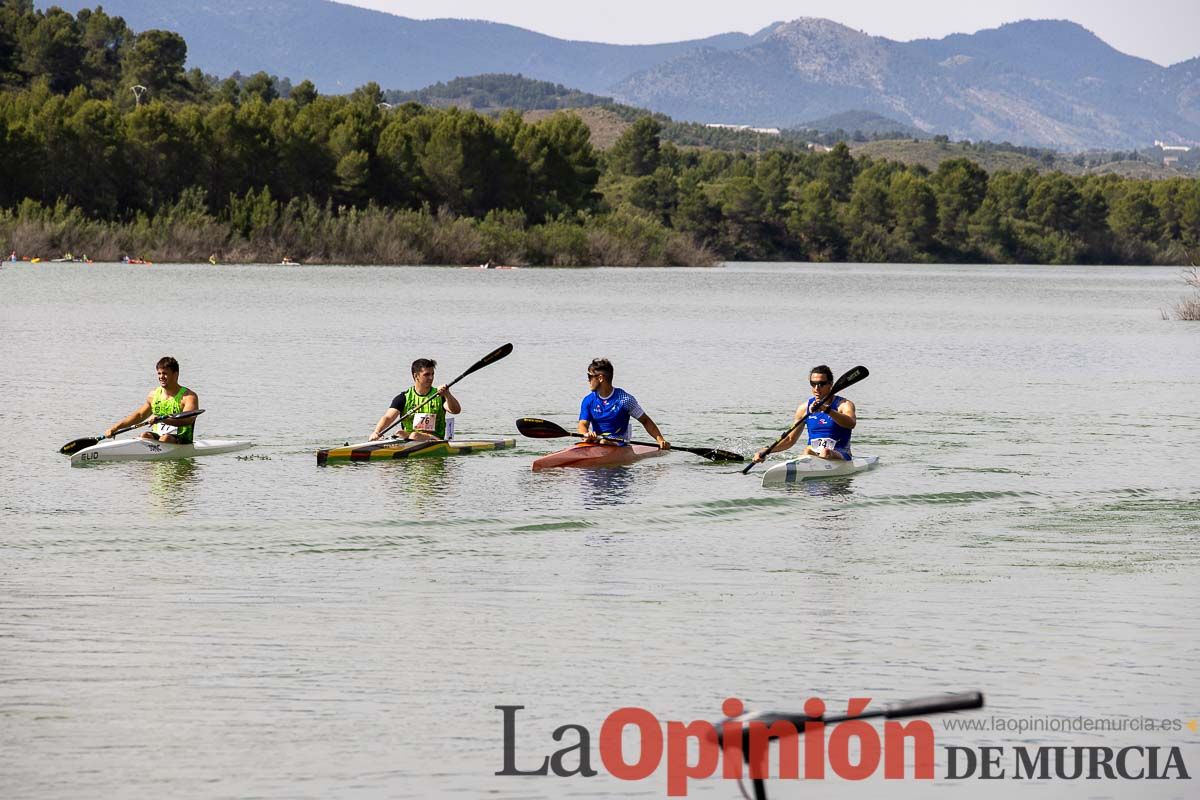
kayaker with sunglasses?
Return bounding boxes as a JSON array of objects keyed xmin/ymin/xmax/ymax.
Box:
[
  {"xmin": 751, "ymin": 364, "xmax": 856, "ymax": 463},
  {"xmin": 578, "ymin": 358, "xmax": 670, "ymax": 450},
  {"xmin": 368, "ymin": 358, "xmax": 462, "ymax": 441}
]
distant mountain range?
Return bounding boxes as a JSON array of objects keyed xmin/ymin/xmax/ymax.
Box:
[
  {"xmin": 41, "ymin": 0, "xmax": 753, "ymax": 93},
  {"xmin": 40, "ymin": 1, "xmax": 1200, "ymax": 149},
  {"xmin": 613, "ymin": 18, "xmax": 1200, "ymax": 150}
]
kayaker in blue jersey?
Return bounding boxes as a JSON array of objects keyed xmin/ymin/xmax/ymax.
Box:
[
  {"xmin": 369, "ymin": 358, "xmax": 461, "ymax": 441},
  {"xmin": 104, "ymin": 357, "xmax": 199, "ymax": 444},
  {"xmin": 577, "ymin": 358, "xmax": 670, "ymax": 449},
  {"xmin": 751, "ymin": 364, "xmax": 856, "ymax": 463}
]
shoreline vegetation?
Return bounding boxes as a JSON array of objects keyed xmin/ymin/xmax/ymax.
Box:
[
  {"xmin": 1, "ymin": 4, "xmax": 1198, "ymax": 268},
  {"xmin": 2, "ymin": 197, "xmax": 717, "ymax": 267},
  {"xmin": 1166, "ymin": 267, "xmax": 1200, "ymax": 320}
]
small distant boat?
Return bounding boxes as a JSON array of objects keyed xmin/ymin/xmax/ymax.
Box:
[
  {"xmin": 472, "ymin": 261, "xmax": 519, "ymax": 270},
  {"xmin": 122, "ymin": 256, "xmax": 152, "ymax": 265},
  {"xmin": 50, "ymin": 254, "xmax": 90, "ymax": 263},
  {"xmin": 278, "ymin": 258, "xmax": 301, "ymax": 266}
]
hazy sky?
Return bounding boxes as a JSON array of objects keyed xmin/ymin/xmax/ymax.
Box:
[{"xmin": 340, "ymin": 1, "xmax": 1198, "ymax": 66}]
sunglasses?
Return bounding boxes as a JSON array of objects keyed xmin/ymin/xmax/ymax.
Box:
[
  {"xmin": 810, "ymin": 380, "xmax": 830, "ymax": 387},
  {"xmin": 587, "ymin": 373, "xmax": 602, "ymax": 380}
]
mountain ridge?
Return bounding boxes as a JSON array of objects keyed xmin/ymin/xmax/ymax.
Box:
[
  {"xmin": 610, "ymin": 17, "xmax": 1199, "ymax": 148},
  {"xmin": 35, "ymin": 1, "xmax": 1200, "ymax": 148},
  {"xmin": 40, "ymin": 0, "xmax": 754, "ymax": 92}
]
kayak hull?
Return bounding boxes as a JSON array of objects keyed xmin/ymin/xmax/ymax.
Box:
[
  {"xmin": 761, "ymin": 454, "xmax": 880, "ymax": 486},
  {"xmin": 316, "ymin": 437, "xmax": 515, "ymax": 465},
  {"xmin": 70, "ymin": 438, "xmax": 254, "ymax": 466},
  {"xmin": 531, "ymin": 442, "xmax": 665, "ymax": 471}
]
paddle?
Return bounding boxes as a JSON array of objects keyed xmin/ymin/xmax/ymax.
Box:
[
  {"xmin": 376, "ymin": 343, "xmax": 514, "ymax": 439},
  {"xmin": 711, "ymin": 690, "xmax": 983, "ymax": 800},
  {"xmin": 742, "ymin": 365, "xmax": 869, "ymax": 474},
  {"xmin": 516, "ymin": 417, "xmax": 744, "ymax": 463},
  {"xmin": 59, "ymin": 409, "xmax": 206, "ymax": 455}
]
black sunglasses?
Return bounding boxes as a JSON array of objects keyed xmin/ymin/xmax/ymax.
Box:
[{"xmin": 810, "ymin": 380, "xmax": 830, "ymax": 387}]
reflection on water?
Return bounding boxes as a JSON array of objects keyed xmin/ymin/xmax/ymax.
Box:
[
  {"xmin": 146, "ymin": 459, "xmax": 200, "ymax": 515},
  {"xmin": 367, "ymin": 456, "xmax": 455, "ymax": 514},
  {"xmin": 577, "ymin": 464, "xmax": 642, "ymax": 507},
  {"xmin": 785, "ymin": 475, "xmax": 860, "ymax": 501}
]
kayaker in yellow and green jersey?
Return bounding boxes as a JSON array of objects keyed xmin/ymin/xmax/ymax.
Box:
[
  {"xmin": 369, "ymin": 358, "xmax": 462, "ymax": 441},
  {"xmin": 104, "ymin": 356, "xmax": 199, "ymax": 444}
]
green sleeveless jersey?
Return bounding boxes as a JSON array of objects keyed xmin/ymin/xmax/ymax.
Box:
[
  {"xmin": 402, "ymin": 386, "xmax": 446, "ymax": 438},
  {"xmin": 151, "ymin": 386, "xmax": 193, "ymax": 443}
]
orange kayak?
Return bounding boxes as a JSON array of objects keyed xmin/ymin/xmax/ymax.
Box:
[{"xmin": 531, "ymin": 442, "xmax": 665, "ymax": 471}]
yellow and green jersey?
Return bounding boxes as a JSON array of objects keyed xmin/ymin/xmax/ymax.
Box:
[{"xmin": 151, "ymin": 386, "xmax": 193, "ymax": 443}]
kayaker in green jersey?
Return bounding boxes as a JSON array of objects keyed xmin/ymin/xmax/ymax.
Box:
[
  {"xmin": 104, "ymin": 357, "xmax": 199, "ymax": 444},
  {"xmin": 369, "ymin": 358, "xmax": 462, "ymax": 441}
]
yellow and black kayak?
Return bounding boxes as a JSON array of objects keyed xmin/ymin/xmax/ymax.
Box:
[{"xmin": 316, "ymin": 437, "xmax": 515, "ymax": 466}]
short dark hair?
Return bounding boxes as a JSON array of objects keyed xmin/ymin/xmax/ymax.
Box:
[
  {"xmin": 588, "ymin": 357, "xmax": 613, "ymax": 380},
  {"xmin": 156, "ymin": 356, "xmax": 179, "ymax": 373},
  {"xmin": 809, "ymin": 364, "xmax": 833, "ymax": 381},
  {"xmin": 411, "ymin": 358, "xmax": 437, "ymax": 375}
]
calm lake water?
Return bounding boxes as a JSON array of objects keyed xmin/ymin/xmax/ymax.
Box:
[{"xmin": 2, "ymin": 262, "xmax": 1198, "ymax": 799}]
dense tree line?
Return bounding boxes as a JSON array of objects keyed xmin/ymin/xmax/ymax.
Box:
[
  {"xmin": 1, "ymin": 3, "xmax": 1198, "ymax": 265},
  {"xmin": 1, "ymin": 80, "xmax": 604, "ymax": 222},
  {"xmin": 602, "ymin": 120, "xmax": 1200, "ymax": 264}
]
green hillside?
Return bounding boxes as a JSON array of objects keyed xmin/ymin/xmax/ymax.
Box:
[{"xmin": 851, "ymin": 139, "xmax": 1188, "ymax": 180}]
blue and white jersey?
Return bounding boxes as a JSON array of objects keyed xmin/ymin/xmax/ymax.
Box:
[
  {"xmin": 579, "ymin": 388, "xmax": 644, "ymax": 442},
  {"xmin": 805, "ymin": 394, "xmax": 853, "ymax": 456}
]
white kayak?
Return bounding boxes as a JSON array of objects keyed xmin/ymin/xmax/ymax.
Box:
[
  {"xmin": 761, "ymin": 454, "xmax": 880, "ymax": 487},
  {"xmin": 70, "ymin": 437, "xmax": 254, "ymax": 466}
]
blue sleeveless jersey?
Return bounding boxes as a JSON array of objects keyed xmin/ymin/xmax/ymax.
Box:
[
  {"xmin": 806, "ymin": 395, "xmax": 853, "ymax": 454},
  {"xmin": 579, "ymin": 388, "xmax": 644, "ymax": 442}
]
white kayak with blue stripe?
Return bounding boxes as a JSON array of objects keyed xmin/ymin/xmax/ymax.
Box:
[{"xmin": 761, "ymin": 454, "xmax": 880, "ymax": 486}]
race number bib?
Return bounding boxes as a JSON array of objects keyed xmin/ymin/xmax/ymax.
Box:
[
  {"xmin": 811, "ymin": 437, "xmax": 837, "ymax": 451},
  {"xmin": 412, "ymin": 412, "xmax": 437, "ymax": 433}
]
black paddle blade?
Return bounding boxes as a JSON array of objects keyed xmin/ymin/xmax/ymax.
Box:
[
  {"xmin": 516, "ymin": 417, "xmax": 572, "ymax": 438},
  {"xmin": 483, "ymin": 342, "xmax": 514, "ymax": 365},
  {"xmin": 688, "ymin": 447, "xmax": 744, "ymax": 463},
  {"xmin": 59, "ymin": 436, "xmax": 100, "ymax": 455},
  {"xmin": 832, "ymin": 365, "xmax": 869, "ymax": 392},
  {"xmin": 883, "ymin": 691, "xmax": 984, "ymax": 719},
  {"xmin": 456, "ymin": 343, "xmax": 513, "ymax": 383}
]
